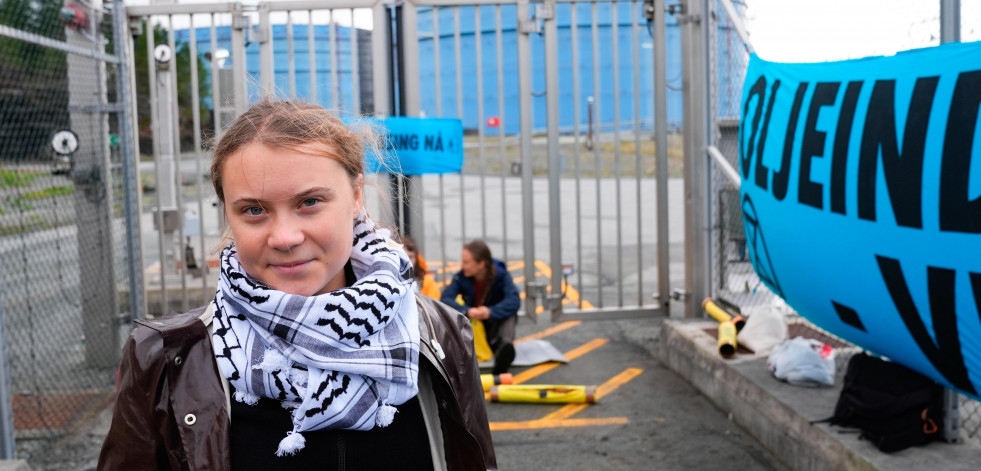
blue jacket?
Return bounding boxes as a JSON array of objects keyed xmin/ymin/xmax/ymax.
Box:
[{"xmin": 440, "ymin": 259, "xmax": 520, "ymax": 321}]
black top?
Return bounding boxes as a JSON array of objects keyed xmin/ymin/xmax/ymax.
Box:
[
  {"xmin": 229, "ymin": 385, "xmax": 434, "ymax": 471},
  {"xmin": 229, "ymin": 260, "xmax": 434, "ymax": 470}
]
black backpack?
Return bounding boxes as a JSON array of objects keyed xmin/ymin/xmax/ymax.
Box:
[{"xmin": 828, "ymin": 352, "xmax": 944, "ymax": 453}]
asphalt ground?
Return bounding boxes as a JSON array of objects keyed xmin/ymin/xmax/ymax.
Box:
[{"xmin": 485, "ymin": 313, "xmax": 789, "ymax": 471}]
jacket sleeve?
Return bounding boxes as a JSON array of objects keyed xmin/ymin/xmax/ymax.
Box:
[
  {"xmin": 487, "ymin": 270, "xmax": 520, "ymax": 321},
  {"xmin": 439, "ymin": 274, "xmax": 468, "ymax": 315},
  {"xmin": 98, "ymin": 327, "xmax": 177, "ymax": 470}
]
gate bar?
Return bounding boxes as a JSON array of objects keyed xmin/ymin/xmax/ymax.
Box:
[
  {"xmin": 517, "ymin": 0, "xmax": 537, "ymax": 321},
  {"xmin": 654, "ymin": 0, "xmax": 670, "ymax": 308},
  {"xmin": 188, "ymin": 17, "xmax": 210, "ymax": 295},
  {"xmin": 495, "ymin": 5, "xmax": 509, "ymax": 264},
  {"xmin": 631, "ymin": 3, "xmax": 644, "ymax": 306},
  {"xmin": 590, "ymin": 2, "xmax": 604, "ymax": 308},
  {"xmin": 570, "ymin": 4, "xmax": 583, "ymax": 309},
  {"xmin": 0, "ymin": 24, "xmax": 119, "ymax": 63},
  {"xmin": 611, "ymin": 4, "xmax": 624, "ymax": 307},
  {"xmin": 544, "ymin": 0, "xmax": 562, "ymax": 320},
  {"xmin": 475, "ymin": 6, "xmax": 487, "ymax": 239}
]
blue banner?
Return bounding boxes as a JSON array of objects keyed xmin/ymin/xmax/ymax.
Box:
[
  {"xmin": 738, "ymin": 42, "xmax": 981, "ymax": 399},
  {"xmin": 364, "ymin": 117, "xmax": 464, "ymax": 175}
]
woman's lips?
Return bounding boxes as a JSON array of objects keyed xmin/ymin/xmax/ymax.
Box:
[{"xmin": 270, "ymin": 259, "xmax": 311, "ymax": 276}]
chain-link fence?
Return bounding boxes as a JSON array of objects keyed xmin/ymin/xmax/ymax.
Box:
[
  {"xmin": 0, "ymin": 0, "xmax": 138, "ymax": 461},
  {"xmin": 709, "ymin": 0, "xmax": 981, "ymax": 447}
]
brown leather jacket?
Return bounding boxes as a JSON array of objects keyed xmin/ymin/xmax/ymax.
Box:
[{"xmin": 98, "ymin": 296, "xmax": 496, "ymax": 470}]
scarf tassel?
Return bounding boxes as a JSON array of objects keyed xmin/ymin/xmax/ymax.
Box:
[
  {"xmin": 375, "ymin": 402, "xmax": 397, "ymax": 427},
  {"xmin": 275, "ymin": 430, "xmax": 306, "ymax": 456}
]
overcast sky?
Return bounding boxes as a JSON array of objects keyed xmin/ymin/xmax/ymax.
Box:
[{"xmin": 744, "ymin": 0, "xmax": 980, "ymax": 63}]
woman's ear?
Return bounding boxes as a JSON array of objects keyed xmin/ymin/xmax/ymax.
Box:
[{"xmin": 352, "ymin": 174, "xmax": 364, "ymax": 216}]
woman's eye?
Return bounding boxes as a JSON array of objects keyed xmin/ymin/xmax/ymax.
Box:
[
  {"xmin": 301, "ymin": 198, "xmax": 319, "ymax": 208},
  {"xmin": 244, "ymin": 206, "xmax": 264, "ymax": 216}
]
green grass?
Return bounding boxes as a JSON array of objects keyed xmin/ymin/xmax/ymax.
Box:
[{"xmin": 0, "ymin": 169, "xmax": 43, "ymax": 188}]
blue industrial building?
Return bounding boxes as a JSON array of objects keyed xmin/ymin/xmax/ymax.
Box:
[{"xmin": 175, "ymin": 2, "xmax": 745, "ymax": 136}]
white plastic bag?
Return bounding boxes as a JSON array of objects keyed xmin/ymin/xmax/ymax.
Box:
[
  {"xmin": 766, "ymin": 337, "xmax": 835, "ymax": 387},
  {"xmin": 737, "ymin": 305, "xmax": 788, "ymax": 354}
]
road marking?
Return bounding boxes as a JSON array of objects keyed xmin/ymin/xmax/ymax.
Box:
[
  {"xmin": 489, "ymin": 416, "xmax": 629, "ymax": 431},
  {"xmin": 489, "ymin": 368, "xmax": 644, "ymax": 431},
  {"xmin": 510, "ymin": 338, "xmax": 607, "ymax": 386},
  {"xmin": 515, "ymin": 320, "xmax": 581, "ymax": 344}
]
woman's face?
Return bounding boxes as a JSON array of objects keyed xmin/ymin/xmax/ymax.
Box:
[
  {"xmin": 460, "ymin": 248, "xmax": 485, "ymax": 278},
  {"xmin": 222, "ymin": 142, "xmax": 363, "ymax": 296}
]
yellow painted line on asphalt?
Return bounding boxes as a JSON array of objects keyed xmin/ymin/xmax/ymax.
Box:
[
  {"xmin": 510, "ymin": 338, "xmax": 607, "ymax": 385},
  {"xmin": 489, "ymin": 416, "xmax": 629, "ymax": 431},
  {"xmin": 489, "ymin": 368, "xmax": 643, "ymax": 431},
  {"xmin": 540, "ymin": 368, "xmax": 645, "ymax": 421},
  {"xmin": 514, "ymin": 320, "xmax": 581, "ymax": 344}
]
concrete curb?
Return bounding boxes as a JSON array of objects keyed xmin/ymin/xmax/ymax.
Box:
[
  {"xmin": 658, "ymin": 319, "xmax": 980, "ymax": 471},
  {"xmin": 0, "ymin": 460, "xmax": 31, "ymax": 471}
]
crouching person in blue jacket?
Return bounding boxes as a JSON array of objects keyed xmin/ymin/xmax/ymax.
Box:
[{"xmin": 441, "ymin": 240, "xmax": 520, "ymax": 374}]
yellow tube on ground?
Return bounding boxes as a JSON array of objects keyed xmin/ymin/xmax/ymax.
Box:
[
  {"xmin": 480, "ymin": 373, "xmax": 513, "ymax": 392},
  {"xmin": 489, "ymin": 384, "xmax": 597, "ymax": 404},
  {"xmin": 718, "ymin": 320, "xmax": 738, "ymax": 358}
]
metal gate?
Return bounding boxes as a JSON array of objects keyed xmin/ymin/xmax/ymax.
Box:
[
  {"xmin": 397, "ymin": 0, "xmax": 673, "ymax": 321},
  {"xmin": 0, "ymin": 0, "xmax": 140, "ymax": 459},
  {"xmin": 127, "ymin": 0, "xmax": 675, "ymax": 322}
]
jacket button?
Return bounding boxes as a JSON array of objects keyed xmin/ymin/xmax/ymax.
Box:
[
  {"xmin": 174, "ymin": 356, "xmax": 183, "ymax": 366},
  {"xmin": 184, "ymin": 414, "xmax": 196, "ymax": 426}
]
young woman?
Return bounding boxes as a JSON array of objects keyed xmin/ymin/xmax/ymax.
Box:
[
  {"xmin": 99, "ymin": 100, "xmax": 495, "ymax": 470},
  {"xmin": 440, "ymin": 241, "xmax": 520, "ymax": 375}
]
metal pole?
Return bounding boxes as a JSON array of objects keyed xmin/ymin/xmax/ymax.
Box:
[
  {"xmin": 372, "ymin": 3, "xmax": 391, "ymax": 118},
  {"xmin": 259, "ymin": 4, "xmax": 274, "ymax": 97},
  {"xmin": 940, "ymin": 0, "xmax": 961, "ymax": 445},
  {"xmin": 571, "ymin": 4, "xmax": 583, "ymax": 308},
  {"xmin": 940, "ymin": 0, "xmax": 961, "ymax": 44},
  {"xmin": 680, "ymin": 0, "xmax": 711, "ymax": 317},
  {"xmin": 543, "ymin": 0, "xmax": 562, "ymax": 320},
  {"xmin": 400, "ymin": 2, "xmax": 424, "ymax": 243},
  {"xmin": 231, "ymin": 6, "xmax": 249, "ymax": 115},
  {"xmin": 517, "ymin": 0, "xmax": 537, "ymax": 322},
  {"xmin": 114, "ymin": 0, "xmax": 144, "ymax": 321},
  {"xmin": 654, "ymin": 0, "xmax": 670, "ymax": 310},
  {"xmin": 0, "ymin": 277, "xmax": 16, "ymax": 458}
]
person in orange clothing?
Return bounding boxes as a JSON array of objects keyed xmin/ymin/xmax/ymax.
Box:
[{"xmin": 400, "ymin": 235, "xmax": 440, "ymax": 299}]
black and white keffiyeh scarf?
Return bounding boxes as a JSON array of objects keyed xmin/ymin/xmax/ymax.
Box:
[{"xmin": 211, "ymin": 215, "xmax": 420, "ymax": 456}]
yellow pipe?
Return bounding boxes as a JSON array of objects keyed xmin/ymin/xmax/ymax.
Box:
[
  {"xmin": 480, "ymin": 373, "xmax": 513, "ymax": 392},
  {"xmin": 489, "ymin": 384, "xmax": 597, "ymax": 404},
  {"xmin": 718, "ymin": 320, "xmax": 737, "ymax": 358}
]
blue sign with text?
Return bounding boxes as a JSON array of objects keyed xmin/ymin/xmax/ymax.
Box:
[{"xmin": 365, "ymin": 117, "xmax": 464, "ymax": 175}]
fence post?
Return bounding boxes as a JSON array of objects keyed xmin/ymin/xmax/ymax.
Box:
[
  {"xmin": 679, "ymin": 0, "xmax": 711, "ymax": 317},
  {"xmin": 114, "ymin": 0, "xmax": 145, "ymax": 322},
  {"xmin": 652, "ymin": 0, "xmax": 671, "ymax": 310},
  {"xmin": 67, "ymin": 1, "xmax": 121, "ymax": 366},
  {"xmin": 940, "ymin": 0, "xmax": 961, "ymax": 43},
  {"xmin": 0, "ymin": 278, "xmax": 15, "ymax": 459}
]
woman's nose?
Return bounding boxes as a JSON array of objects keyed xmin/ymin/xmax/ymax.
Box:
[{"xmin": 268, "ymin": 215, "xmax": 304, "ymax": 250}]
